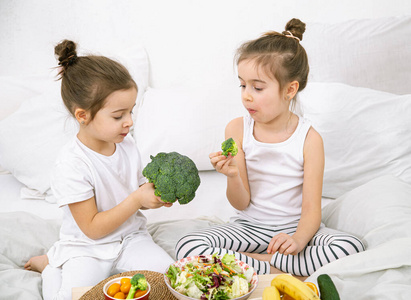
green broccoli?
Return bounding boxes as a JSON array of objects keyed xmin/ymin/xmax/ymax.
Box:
[
  {"xmin": 126, "ymin": 273, "xmax": 147, "ymax": 299},
  {"xmin": 221, "ymin": 137, "xmax": 238, "ymax": 157},
  {"xmin": 142, "ymin": 152, "xmax": 201, "ymax": 204}
]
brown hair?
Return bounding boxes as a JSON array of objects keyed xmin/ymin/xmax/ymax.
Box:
[
  {"xmin": 235, "ymin": 18, "xmax": 309, "ymax": 103},
  {"xmin": 54, "ymin": 40, "xmax": 137, "ymax": 120}
]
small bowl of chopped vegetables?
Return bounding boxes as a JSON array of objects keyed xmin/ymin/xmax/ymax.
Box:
[
  {"xmin": 164, "ymin": 253, "xmax": 258, "ymax": 300},
  {"xmin": 103, "ymin": 273, "xmax": 150, "ymax": 300}
]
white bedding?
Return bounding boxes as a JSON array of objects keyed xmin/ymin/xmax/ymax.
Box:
[
  {"xmin": 0, "ymin": 174, "xmax": 61, "ymax": 220},
  {"xmin": 1, "ymin": 2, "xmax": 411, "ymax": 300},
  {"xmin": 307, "ymin": 176, "xmax": 411, "ymax": 298},
  {"xmin": 0, "ymin": 170, "xmax": 232, "ymax": 223},
  {"xmin": 2, "ymin": 175, "xmax": 410, "ymax": 299}
]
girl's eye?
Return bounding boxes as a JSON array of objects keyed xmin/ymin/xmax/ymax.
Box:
[
  {"xmin": 254, "ymin": 86, "xmax": 263, "ymax": 91},
  {"xmin": 114, "ymin": 116, "xmax": 122, "ymax": 120},
  {"xmin": 239, "ymin": 84, "xmax": 245, "ymax": 88}
]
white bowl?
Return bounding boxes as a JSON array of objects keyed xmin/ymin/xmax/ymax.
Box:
[
  {"xmin": 164, "ymin": 255, "xmax": 258, "ymax": 300},
  {"xmin": 103, "ymin": 276, "xmax": 151, "ymax": 300}
]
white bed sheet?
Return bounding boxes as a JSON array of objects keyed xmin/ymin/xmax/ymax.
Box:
[{"xmin": 0, "ymin": 173, "xmax": 62, "ymax": 220}]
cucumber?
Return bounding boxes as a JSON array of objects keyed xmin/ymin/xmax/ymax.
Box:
[{"xmin": 317, "ymin": 274, "xmax": 340, "ymax": 300}]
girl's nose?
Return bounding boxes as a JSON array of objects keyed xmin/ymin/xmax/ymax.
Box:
[
  {"xmin": 124, "ymin": 113, "xmax": 133, "ymax": 127},
  {"xmin": 243, "ymin": 91, "xmax": 253, "ymax": 102}
]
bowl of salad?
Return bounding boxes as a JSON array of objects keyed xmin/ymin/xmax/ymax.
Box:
[{"xmin": 164, "ymin": 253, "xmax": 258, "ymax": 300}]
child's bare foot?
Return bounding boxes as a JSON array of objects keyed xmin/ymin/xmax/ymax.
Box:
[{"xmin": 24, "ymin": 255, "xmax": 48, "ymax": 273}]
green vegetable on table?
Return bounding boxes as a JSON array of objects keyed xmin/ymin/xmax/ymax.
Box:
[
  {"xmin": 126, "ymin": 273, "xmax": 148, "ymax": 299},
  {"xmin": 142, "ymin": 152, "xmax": 201, "ymax": 204},
  {"xmin": 221, "ymin": 138, "xmax": 238, "ymax": 157},
  {"xmin": 317, "ymin": 274, "xmax": 340, "ymax": 300}
]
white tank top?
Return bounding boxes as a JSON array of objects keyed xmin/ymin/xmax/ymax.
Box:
[{"xmin": 234, "ymin": 114, "xmax": 312, "ymax": 225}]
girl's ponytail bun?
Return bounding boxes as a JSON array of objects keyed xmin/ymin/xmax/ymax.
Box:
[
  {"xmin": 54, "ymin": 39, "xmax": 78, "ymax": 74},
  {"xmin": 283, "ymin": 18, "xmax": 306, "ymax": 41}
]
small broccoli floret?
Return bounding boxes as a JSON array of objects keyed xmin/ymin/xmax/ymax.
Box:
[
  {"xmin": 142, "ymin": 152, "xmax": 201, "ymax": 205},
  {"xmin": 126, "ymin": 273, "xmax": 148, "ymax": 299},
  {"xmin": 221, "ymin": 137, "xmax": 238, "ymax": 157}
]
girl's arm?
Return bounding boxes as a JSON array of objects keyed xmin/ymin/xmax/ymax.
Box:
[
  {"xmin": 292, "ymin": 127, "xmax": 324, "ymax": 251},
  {"xmin": 268, "ymin": 127, "xmax": 324, "ymax": 255},
  {"xmin": 211, "ymin": 117, "xmax": 251, "ymax": 210},
  {"xmin": 68, "ymin": 182, "xmax": 166, "ymax": 240}
]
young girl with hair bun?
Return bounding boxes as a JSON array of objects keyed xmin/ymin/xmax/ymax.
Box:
[
  {"xmin": 24, "ymin": 40, "xmax": 174, "ymax": 300},
  {"xmin": 176, "ymin": 19, "xmax": 365, "ymax": 278}
]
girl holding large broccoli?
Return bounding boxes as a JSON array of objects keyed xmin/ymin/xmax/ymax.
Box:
[
  {"xmin": 175, "ymin": 19, "xmax": 364, "ymax": 277},
  {"xmin": 24, "ymin": 40, "xmax": 174, "ymax": 300}
]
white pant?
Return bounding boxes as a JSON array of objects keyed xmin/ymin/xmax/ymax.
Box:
[{"xmin": 42, "ymin": 233, "xmax": 174, "ymax": 300}]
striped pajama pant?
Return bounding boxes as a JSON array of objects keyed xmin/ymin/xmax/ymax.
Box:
[{"xmin": 175, "ymin": 219, "xmax": 365, "ymax": 276}]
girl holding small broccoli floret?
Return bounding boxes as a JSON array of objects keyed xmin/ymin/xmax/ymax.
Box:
[
  {"xmin": 24, "ymin": 40, "xmax": 174, "ymax": 300},
  {"xmin": 175, "ymin": 19, "xmax": 365, "ymax": 278}
]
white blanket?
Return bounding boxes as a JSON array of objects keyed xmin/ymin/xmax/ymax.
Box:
[
  {"xmin": 308, "ymin": 238, "xmax": 411, "ymax": 299},
  {"xmin": 0, "ymin": 212, "xmax": 60, "ymax": 300},
  {"xmin": 2, "ymin": 175, "xmax": 410, "ymax": 299},
  {"xmin": 0, "ymin": 211, "xmax": 223, "ymax": 299},
  {"xmin": 307, "ymin": 175, "xmax": 411, "ymax": 298}
]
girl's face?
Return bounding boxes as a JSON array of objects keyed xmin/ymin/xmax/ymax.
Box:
[
  {"xmin": 238, "ymin": 59, "xmax": 290, "ymax": 124},
  {"xmin": 83, "ymin": 87, "xmax": 137, "ymax": 153}
]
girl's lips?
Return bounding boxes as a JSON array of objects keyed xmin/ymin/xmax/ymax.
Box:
[
  {"xmin": 120, "ymin": 133, "xmax": 128, "ymax": 137},
  {"xmin": 247, "ymin": 108, "xmax": 256, "ymax": 114}
]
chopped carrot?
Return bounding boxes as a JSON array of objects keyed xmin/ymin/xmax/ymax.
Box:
[{"xmin": 222, "ymin": 263, "xmax": 236, "ymax": 274}]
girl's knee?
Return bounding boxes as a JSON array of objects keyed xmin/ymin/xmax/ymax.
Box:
[
  {"xmin": 332, "ymin": 235, "xmax": 365, "ymax": 255},
  {"xmin": 175, "ymin": 234, "xmax": 211, "ymax": 260}
]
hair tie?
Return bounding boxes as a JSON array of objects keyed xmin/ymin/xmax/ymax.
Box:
[
  {"xmin": 67, "ymin": 54, "xmax": 77, "ymax": 65},
  {"xmin": 284, "ymin": 31, "xmax": 300, "ymax": 42},
  {"xmin": 58, "ymin": 54, "xmax": 77, "ymax": 68}
]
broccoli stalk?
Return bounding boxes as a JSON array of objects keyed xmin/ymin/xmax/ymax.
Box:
[
  {"xmin": 142, "ymin": 152, "xmax": 201, "ymax": 204},
  {"xmin": 126, "ymin": 273, "xmax": 148, "ymax": 299},
  {"xmin": 221, "ymin": 138, "xmax": 238, "ymax": 157}
]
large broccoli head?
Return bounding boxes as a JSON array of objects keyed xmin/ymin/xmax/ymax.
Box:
[
  {"xmin": 221, "ymin": 137, "xmax": 238, "ymax": 157},
  {"xmin": 142, "ymin": 152, "xmax": 201, "ymax": 204}
]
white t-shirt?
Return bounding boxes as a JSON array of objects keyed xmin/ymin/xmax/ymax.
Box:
[
  {"xmin": 233, "ymin": 114, "xmax": 312, "ymax": 225},
  {"xmin": 47, "ymin": 135, "xmax": 148, "ymax": 267}
]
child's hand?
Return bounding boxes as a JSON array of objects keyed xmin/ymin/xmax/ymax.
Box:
[
  {"xmin": 267, "ymin": 233, "xmax": 303, "ymax": 256},
  {"xmin": 209, "ymin": 151, "xmax": 239, "ymax": 177},
  {"xmin": 136, "ymin": 183, "xmax": 173, "ymax": 209}
]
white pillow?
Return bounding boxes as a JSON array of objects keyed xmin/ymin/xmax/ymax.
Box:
[
  {"xmin": 321, "ymin": 175, "xmax": 411, "ymax": 249},
  {"xmin": 0, "ymin": 46, "xmax": 150, "ymax": 199},
  {"xmin": 0, "ymin": 83, "xmax": 78, "ymax": 197},
  {"xmin": 133, "ymin": 87, "xmax": 246, "ymax": 170},
  {"xmin": 304, "ymin": 15, "xmax": 411, "ymax": 95},
  {"xmin": 0, "ymin": 74, "xmax": 55, "ymax": 121},
  {"xmin": 299, "ymin": 82, "xmax": 411, "ymax": 199},
  {"xmin": 0, "ymin": 73, "xmax": 56, "ymax": 174}
]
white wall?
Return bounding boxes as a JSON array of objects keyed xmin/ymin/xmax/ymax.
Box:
[{"xmin": 1, "ymin": 0, "xmax": 410, "ymax": 89}]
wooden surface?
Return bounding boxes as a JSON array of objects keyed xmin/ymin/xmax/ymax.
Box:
[{"xmin": 72, "ymin": 273, "xmax": 280, "ymax": 300}]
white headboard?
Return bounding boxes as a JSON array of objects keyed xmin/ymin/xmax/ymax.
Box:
[{"xmin": 1, "ymin": 0, "xmax": 409, "ymax": 89}]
